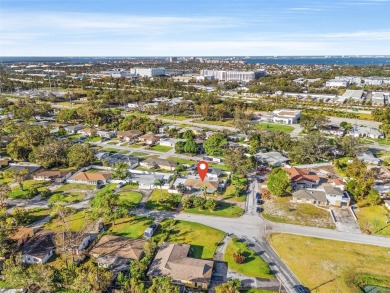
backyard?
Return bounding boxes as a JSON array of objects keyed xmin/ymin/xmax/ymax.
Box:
[
  {"xmin": 262, "ymin": 196, "xmax": 335, "ymax": 229},
  {"xmin": 118, "ymin": 191, "xmax": 143, "ymax": 208},
  {"xmin": 270, "ymin": 234, "xmax": 390, "ymax": 293},
  {"xmin": 55, "ymin": 183, "xmax": 96, "ymax": 192},
  {"xmin": 224, "ymin": 237, "xmax": 274, "ymax": 279},
  {"xmin": 161, "ymin": 220, "xmax": 225, "ymax": 259},
  {"xmin": 144, "ymin": 189, "xmax": 182, "ymax": 211},
  {"xmin": 110, "ymin": 216, "xmax": 153, "ymax": 238},
  {"xmin": 45, "ymin": 210, "xmax": 92, "ymax": 232},
  {"xmin": 8, "ymin": 180, "xmax": 51, "ymax": 199}
]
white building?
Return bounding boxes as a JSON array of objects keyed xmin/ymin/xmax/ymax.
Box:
[
  {"xmin": 341, "ymin": 90, "xmax": 364, "ymax": 102},
  {"xmin": 131, "ymin": 68, "xmax": 166, "ymax": 77},
  {"xmin": 272, "ymin": 109, "xmax": 301, "ymax": 125},
  {"xmin": 372, "ymin": 92, "xmax": 390, "ymax": 105},
  {"xmin": 326, "ymin": 79, "xmax": 349, "ymax": 87},
  {"xmin": 200, "ymin": 69, "xmax": 265, "ymax": 82},
  {"xmin": 347, "ymin": 125, "xmax": 383, "ymax": 139}
]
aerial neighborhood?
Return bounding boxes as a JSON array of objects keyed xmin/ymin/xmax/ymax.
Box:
[{"xmin": 0, "ymin": 56, "xmax": 390, "ymax": 293}]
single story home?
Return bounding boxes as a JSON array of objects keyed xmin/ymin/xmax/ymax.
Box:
[
  {"xmin": 102, "ymin": 153, "xmax": 139, "ymax": 169},
  {"xmin": 33, "ymin": 169, "xmax": 72, "ymax": 183},
  {"xmin": 117, "ymin": 130, "xmax": 143, "ymax": 142},
  {"xmin": 183, "ymin": 178, "xmax": 220, "ymax": 193},
  {"xmin": 254, "ymin": 151, "xmax": 289, "ymax": 167},
  {"xmin": 141, "ymin": 158, "xmax": 177, "ymax": 171},
  {"xmin": 89, "ymin": 235, "xmax": 146, "ymax": 272},
  {"xmin": 147, "ymin": 243, "xmax": 214, "ymax": 290},
  {"xmin": 21, "ymin": 231, "xmax": 55, "ymax": 264},
  {"xmin": 159, "ymin": 138, "xmax": 186, "ymax": 148},
  {"xmin": 283, "ymin": 167, "xmax": 320, "ymax": 189},
  {"xmin": 138, "ymin": 133, "xmax": 159, "ymax": 145},
  {"xmin": 68, "ymin": 171, "xmax": 112, "ymax": 185},
  {"xmin": 320, "ymin": 125, "xmax": 345, "ymax": 137},
  {"xmin": 347, "ymin": 126, "xmax": 383, "ymax": 139},
  {"xmin": 291, "ymin": 185, "xmax": 350, "ymax": 207},
  {"xmin": 64, "ymin": 124, "xmax": 84, "ymax": 134},
  {"xmin": 357, "ymin": 152, "xmax": 382, "ymax": 165}
]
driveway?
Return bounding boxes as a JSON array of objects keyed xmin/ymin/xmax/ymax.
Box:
[{"xmin": 331, "ymin": 208, "xmax": 361, "ymax": 233}]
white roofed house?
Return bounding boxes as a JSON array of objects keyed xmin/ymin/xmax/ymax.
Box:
[
  {"xmin": 159, "ymin": 138, "xmax": 186, "ymax": 148},
  {"xmin": 347, "ymin": 125, "xmax": 383, "ymax": 139},
  {"xmin": 272, "ymin": 109, "xmax": 301, "ymax": 125},
  {"xmin": 357, "ymin": 152, "xmax": 382, "ymax": 165},
  {"xmin": 254, "ymin": 151, "xmax": 289, "ymax": 167}
]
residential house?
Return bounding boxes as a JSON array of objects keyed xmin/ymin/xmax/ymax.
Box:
[
  {"xmin": 284, "ymin": 167, "xmax": 320, "ymax": 190},
  {"xmin": 141, "ymin": 158, "xmax": 177, "ymax": 171},
  {"xmin": 159, "ymin": 138, "xmax": 186, "ymax": 148},
  {"xmin": 8, "ymin": 163, "xmax": 41, "ymax": 177},
  {"xmin": 102, "ymin": 153, "xmax": 139, "ymax": 169},
  {"xmin": 64, "ymin": 124, "xmax": 84, "ymax": 134},
  {"xmin": 331, "ymin": 178, "xmax": 345, "ymax": 190},
  {"xmin": 147, "ymin": 243, "xmax": 214, "ymax": 290},
  {"xmin": 78, "ymin": 127, "xmax": 96, "ymax": 136},
  {"xmin": 254, "ymin": 151, "xmax": 289, "ymax": 167},
  {"xmin": 183, "ymin": 178, "xmax": 220, "ymax": 193},
  {"xmin": 11, "ymin": 227, "xmax": 35, "ymax": 247},
  {"xmin": 68, "ymin": 171, "xmax": 112, "ymax": 185},
  {"xmin": 357, "ymin": 152, "xmax": 382, "ymax": 165},
  {"xmin": 347, "ymin": 126, "xmax": 383, "ymax": 139},
  {"xmin": 33, "ymin": 169, "xmax": 72, "ymax": 183},
  {"xmin": 129, "ymin": 173, "xmax": 172, "ymax": 189},
  {"xmin": 21, "ymin": 231, "xmax": 55, "ymax": 264},
  {"xmin": 96, "ymin": 129, "xmax": 116, "ymax": 139},
  {"xmin": 89, "ymin": 235, "xmax": 146, "ymax": 272},
  {"xmin": 0, "ymin": 157, "xmax": 11, "ymax": 168},
  {"xmin": 272, "ymin": 109, "xmax": 301, "ymax": 124},
  {"xmin": 138, "ymin": 133, "xmax": 159, "ymax": 145},
  {"xmin": 291, "ymin": 185, "xmax": 350, "ymax": 207},
  {"xmin": 117, "ymin": 130, "xmax": 143, "ymax": 142},
  {"xmin": 69, "ymin": 220, "xmax": 105, "ymax": 257},
  {"xmin": 320, "ymin": 125, "xmax": 345, "ymax": 137}
]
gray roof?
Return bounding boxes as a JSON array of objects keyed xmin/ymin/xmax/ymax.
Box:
[
  {"xmin": 322, "ymin": 185, "xmax": 344, "ymax": 196},
  {"xmin": 292, "ymin": 189, "xmax": 328, "ymax": 203},
  {"xmin": 255, "ymin": 152, "xmax": 289, "ymax": 165},
  {"xmin": 342, "ymin": 90, "xmax": 364, "ymax": 100}
]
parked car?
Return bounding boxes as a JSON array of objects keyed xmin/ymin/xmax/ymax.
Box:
[
  {"xmin": 144, "ymin": 223, "xmax": 158, "ymax": 239},
  {"xmin": 256, "ymin": 192, "xmax": 261, "ymax": 199},
  {"xmin": 293, "ymin": 285, "xmax": 310, "ymax": 293}
]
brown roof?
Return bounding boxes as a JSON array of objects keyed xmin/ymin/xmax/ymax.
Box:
[
  {"xmin": 89, "ymin": 235, "xmax": 146, "ymax": 260},
  {"xmin": 72, "ymin": 171, "xmax": 112, "ymax": 182},
  {"xmin": 184, "ymin": 179, "xmax": 219, "ymax": 190},
  {"xmin": 332, "ymin": 178, "xmax": 344, "ymax": 185},
  {"xmin": 147, "ymin": 243, "xmax": 214, "ymax": 285},
  {"xmin": 284, "ymin": 167, "xmax": 320, "ymax": 184},
  {"xmin": 34, "ymin": 169, "xmax": 72, "ymax": 178},
  {"xmin": 117, "ymin": 130, "xmax": 143, "ymax": 138},
  {"xmin": 139, "ymin": 133, "xmax": 158, "ymax": 141},
  {"xmin": 80, "ymin": 128, "xmax": 95, "ymax": 134},
  {"xmin": 21, "ymin": 231, "xmax": 55, "ymax": 259},
  {"xmin": 11, "ymin": 227, "xmax": 34, "ymax": 241}
]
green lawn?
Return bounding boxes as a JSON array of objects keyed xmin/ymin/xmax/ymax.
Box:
[
  {"xmin": 129, "ymin": 143, "xmax": 143, "ymax": 149},
  {"xmin": 224, "ymin": 237, "xmax": 274, "ymax": 279},
  {"xmin": 46, "ymin": 210, "xmax": 91, "ymax": 232},
  {"xmin": 161, "ymin": 220, "xmax": 225, "ymax": 259},
  {"xmin": 209, "ymin": 163, "xmax": 229, "ymax": 171},
  {"xmin": 48, "ymin": 192, "xmax": 84, "ymax": 205},
  {"xmin": 270, "ymin": 234, "xmax": 390, "ymax": 293},
  {"xmin": 56, "ymin": 183, "xmax": 96, "ymax": 192},
  {"xmin": 167, "ymin": 157, "xmax": 196, "ymax": 165},
  {"xmin": 145, "ymin": 189, "xmax": 182, "ymax": 211},
  {"xmin": 262, "ymin": 196, "xmax": 335, "ymax": 229},
  {"xmin": 94, "ymin": 183, "xmax": 117, "ymax": 196},
  {"xmin": 118, "ymin": 191, "xmax": 143, "ymax": 208},
  {"xmin": 85, "ymin": 136, "xmax": 101, "ymax": 142},
  {"xmin": 152, "ymin": 145, "xmax": 172, "ymax": 152},
  {"xmin": 356, "ymin": 205, "xmax": 390, "ymax": 236},
  {"xmin": 158, "ymin": 115, "xmax": 188, "ymax": 121},
  {"xmin": 131, "ymin": 151, "xmax": 149, "ymax": 157},
  {"xmin": 8, "ymin": 180, "xmax": 51, "ymax": 199},
  {"xmin": 184, "ymin": 201, "xmax": 244, "ymax": 218},
  {"xmin": 220, "ymin": 185, "xmax": 247, "ymax": 202},
  {"xmin": 67, "ymin": 133, "xmax": 82, "ymax": 139},
  {"xmin": 11, "ymin": 208, "xmax": 51, "ymax": 225},
  {"xmin": 193, "ymin": 119, "xmax": 235, "ymax": 127},
  {"xmin": 256, "ymin": 123, "xmax": 294, "ymax": 133},
  {"xmin": 103, "ymin": 147, "xmax": 128, "ymax": 153},
  {"xmin": 110, "ymin": 216, "xmax": 153, "ymax": 238}
]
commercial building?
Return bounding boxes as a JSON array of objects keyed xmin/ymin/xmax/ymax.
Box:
[
  {"xmin": 272, "ymin": 109, "xmax": 301, "ymax": 125},
  {"xmin": 199, "ymin": 69, "xmax": 265, "ymax": 82},
  {"xmin": 131, "ymin": 68, "xmax": 166, "ymax": 77},
  {"xmin": 326, "ymin": 79, "xmax": 349, "ymax": 87},
  {"xmin": 341, "ymin": 90, "xmax": 365, "ymax": 102},
  {"xmin": 372, "ymin": 92, "xmax": 390, "ymax": 105}
]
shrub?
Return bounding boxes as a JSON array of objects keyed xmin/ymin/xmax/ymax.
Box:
[{"xmin": 233, "ymin": 249, "xmax": 246, "ymax": 264}]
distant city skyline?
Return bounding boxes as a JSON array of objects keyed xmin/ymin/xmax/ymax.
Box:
[{"xmin": 1, "ymin": 0, "xmax": 390, "ymax": 56}]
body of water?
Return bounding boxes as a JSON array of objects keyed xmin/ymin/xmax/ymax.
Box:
[{"xmin": 0, "ymin": 56, "xmax": 389, "ymax": 66}]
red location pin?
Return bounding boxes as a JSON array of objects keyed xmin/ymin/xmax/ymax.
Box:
[{"xmin": 197, "ymin": 161, "xmax": 209, "ymax": 182}]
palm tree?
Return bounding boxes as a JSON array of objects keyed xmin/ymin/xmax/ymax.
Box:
[{"xmin": 154, "ymin": 179, "xmax": 165, "ymax": 197}]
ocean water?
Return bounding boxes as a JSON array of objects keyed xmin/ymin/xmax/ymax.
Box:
[{"xmin": 0, "ymin": 56, "xmax": 389, "ymax": 66}]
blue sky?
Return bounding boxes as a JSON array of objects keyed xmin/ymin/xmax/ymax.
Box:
[{"xmin": 1, "ymin": 0, "xmax": 389, "ymax": 56}]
